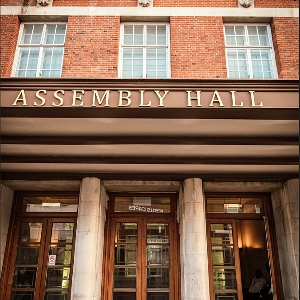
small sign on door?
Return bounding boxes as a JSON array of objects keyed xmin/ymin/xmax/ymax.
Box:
[{"xmin": 48, "ymin": 255, "xmax": 56, "ymax": 266}]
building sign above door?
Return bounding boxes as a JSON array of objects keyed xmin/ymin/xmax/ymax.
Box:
[
  {"xmin": 1, "ymin": 88, "xmax": 296, "ymax": 108},
  {"xmin": 1, "ymin": 79, "xmax": 298, "ymax": 110}
]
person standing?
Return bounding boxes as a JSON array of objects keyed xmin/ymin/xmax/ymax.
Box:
[{"xmin": 246, "ymin": 269, "xmax": 267, "ymax": 300}]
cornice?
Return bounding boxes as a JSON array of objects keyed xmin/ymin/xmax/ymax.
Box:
[{"xmin": 0, "ymin": 6, "xmax": 298, "ymax": 18}]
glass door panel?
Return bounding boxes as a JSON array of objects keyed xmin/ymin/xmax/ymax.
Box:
[
  {"xmin": 209, "ymin": 222, "xmax": 241, "ymax": 300},
  {"xmin": 43, "ymin": 222, "xmax": 75, "ymax": 300},
  {"xmin": 110, "ymin": 220, "xmax": 174, "ymax": 300},
  {"xmin": 8, "ymin": 219, "xmax": 76, "ymax": 300},
  {"xmin": 146, "ymin": 223, "xmax": 170, "ymax": 300},
  {"xmin": 113, "ymin": 222, "xmax": 138, "ymax": 299},
  {"xmin": 10, "ymin": 222, "xmax": 43, "ymax": 300}
]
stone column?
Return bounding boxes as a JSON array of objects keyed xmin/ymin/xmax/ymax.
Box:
[
  {"xmin": 71, "ymin": 177, "xmax": 108, "ymax": 300},
  {"xmin": 178, "ymin": 178, "xmax": 210, "ymax": 300},
  {"xmin": 0, "ymin": 183, "xmax": 14, "ymax": 275},
  {"xmin": 271, "ymin": 178, "xmax": 299, "ymax": 300}
]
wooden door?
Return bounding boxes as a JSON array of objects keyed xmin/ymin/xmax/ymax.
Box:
[
  {"xmin": 207, "ymin": 219, "xmax": 243, "ymax": 300},
  {"xmin": 5, "ymin": 218, "xmax": 76, "ymax": 300},
  {"xmin": 106, "ymin": 218, "xmax": 178, "ymax": 300}
]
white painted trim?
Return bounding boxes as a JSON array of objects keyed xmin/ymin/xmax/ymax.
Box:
[{"xmin": 1, "ymin": 6, "xmax": 298, "ymax": 17}]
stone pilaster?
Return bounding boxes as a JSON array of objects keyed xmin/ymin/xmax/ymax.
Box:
[
  {"xmin": 178, "ymin": 178, "xmax": 210, "ymax": 300},
  {"xmin": 71, "ymin": 177, "xmax": 108, "ymax": 300},
  {"xmin": 271, "ymin": 178, "xmax": 299, "ymax": 300},
  {"xmin": 0, "ymin": 184, "xmax": 14, "ymax": 275}
]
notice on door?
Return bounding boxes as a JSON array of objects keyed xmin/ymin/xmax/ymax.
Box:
[{"xmin": 48, "ymin": 255, "xmax": 56, "ymax": 266}]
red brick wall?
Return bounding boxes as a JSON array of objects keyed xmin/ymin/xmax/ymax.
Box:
[
  {"xmin": 271, "ymin": 17, "xmax": 299, "ymax": 79},
  {"xmin": 0, "ymin": 0, "xmax": 136, "ymax": 6},
  {"xmin": 170, "ymin": 17, "xmax": 227, "ymax": 78},
  {"xmin": 255, "ymin": 0, "xmax": 298, "ymax": 8},
  {"xmin": 0, "ymin": 16, "xmax": 20, "ymax": 77},
  {"xmin": 53, "ymin": 0, "xmax": 136, "ymax": 6},
  {"xmin": 1, "ymin": 0, "xmax": 298, "ymax": 7},
  {"xmin": 62, "ymin": 16, "xmax": 119, "ymax": 78}
]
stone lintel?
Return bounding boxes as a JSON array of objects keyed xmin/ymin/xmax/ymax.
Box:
[
  {"xmin": 203, "ymin": 181, "xmax": 283, "ymax": 192},
  {"xmin": 1, "ymin": 180, "xmax": 80, "ymax": 191}
]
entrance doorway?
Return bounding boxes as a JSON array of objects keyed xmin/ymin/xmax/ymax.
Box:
[
  {"xmin": 102, "ymin": 194, "xmax": 180, "ymax": 300},
  {"xmin": 1, "ymin": 193, "xmax": 78, "ymax": 300},
  {"xmin": 206, "ymin": 195, "xmax": 283, "ymax": 300}
]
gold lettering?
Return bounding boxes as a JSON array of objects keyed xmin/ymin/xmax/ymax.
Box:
[
  {"xmin": 118, "ymin": 90, "xmax": 131, "ymax": 107},
  {"xmin": 53, "ymin": 90, "xmax": 64, "ymax": 106},
  {"xmin": 209, "ymin": 91, "xmax": 224, "ymax": 107},
  {"xmin": 230, "ymin": 91, "xmax": 243, "ymax": 107},
  {"xmin": 249, "ymin": 91, "xmax": 262, "ymax": 107},
  {"xmin": 139, "ymin": 90, "xmax": 151, "ymax": 107},
  {"xmin": 91, "ymin": 90, "xmax": 110, "ymax": 107},
  {"xmin": 34, "ymin": 90, "xmax": 46, "ymax": 106},
  {"xmin": 71, "ymin": 90, "xmax": 84, "ymax": 107},
  {"xmin": 186, "ymin": 91, "xmax": 201, "ymax": 107},
  {"xmin": 12, "ymin": 90, "xmax": 27, "ymax": 106},
  {"xmin": 154, "ymin": 90, "xmax": 169, "ymax": 107}
]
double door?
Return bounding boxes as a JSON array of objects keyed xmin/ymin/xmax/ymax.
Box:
[
  {"xmin": 4, "ymin": 217, "xmax": 76, "ymax": 300},
  {"xmin": 104, "ymin": 218, "xmax": 179, "ymax": 300}
]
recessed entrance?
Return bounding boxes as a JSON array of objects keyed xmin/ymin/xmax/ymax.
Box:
[
  {"xmin": 102, "ymin": 194, "xmax": 179, "ymax": 300},
  {"xmin": 1, "ymin": 193, "xmax": 78, "ymax": 300}
]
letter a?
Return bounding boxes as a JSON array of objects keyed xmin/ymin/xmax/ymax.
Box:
[{"xmin": 12, "ymin": 90, "xmax": 28, "ymax": 106}]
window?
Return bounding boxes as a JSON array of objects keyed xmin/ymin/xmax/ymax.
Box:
[
  {"xmin": 120, "ymin": 23, "xmax": 170, "ymax": 78},
  {"xmin": 13, "ymin": 23, "xmax": 67, "ymax": 77},
  {"xmin": 224, "ymin": 24, "xmax": 277, "ymax": 79}
]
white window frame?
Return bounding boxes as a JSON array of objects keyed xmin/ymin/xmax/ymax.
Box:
[
  {"xmin": 119, "ymin": 22, "xmax": 171, "ymax": 78},
  {"xmin": 12, "ymin": 22, "xmax": 67, "ymax": 77},
  {"xmin": 224, "ymin": 23, "xmax": 278, "ymax": 79}
]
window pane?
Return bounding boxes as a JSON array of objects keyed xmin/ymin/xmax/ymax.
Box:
[
  {"xmin": 147, "ymin": 60, "xmax": 156, "ymax": 70},
  {"xmin": 226, "ymin": 50, "xmax": 237, "ymax": 60},
  {"xmin": 157, "ymin": 49, "xmax": 166, "ymax": 59},
  {"xmin": 114, "ymin": 268, "xmax": 136, "ymax": 288},
  {"xmin": 207, "ymin": 198, "xmax": 264, "ymax": 214},
  {"xmin": 121, "ymin": 23, "xmax": 169, "ymax": 78},
  {"xmin": 123, "ymin": 25, "xmax": 135, "ymax": 45},
  {"xmin": 16, "ymin": 23, "xmax": 66, "ymax": 77},
  {"xmin": 249, "ymin": 36, "xmax": 259, "ymax": 46},
  {"xmin": 212, "ymin": 245, "xmax": 235, "ymax": 266},
  {"xmin": 114, "ymin": 197, "xmax": 171, "ymax": 213},
  {"xmin": 12, "ymin": 267, "xmax": 37, "ymax": 288},
  {"xmin": 147, "ymin": 49, "xmax": 156, "ymax": 59},
  {"xmin": 21, "ymin": 196, "xmax": 78, "ymax": 212},
  {"xmin": 51, "ymin": 223, "xmax": 74, "ymax": 243},
  {"xmin": 44, "ymin": 292, "xmax": 68, "ymax": 300},
  {"xmin": 224, "ymin": 24, "xmax": 275, "ymax": 79},
  {"xmin": 22, "ymin": 24, "xmax": 43, "ymax": 44},
  {"xmin": 236, "ymin": 36, "xmax": 245, "ymax": 46},
  {"xmin": 215, "ymin": 293, "xmax": 238, "ymax": 300},
  {"xmin": 134, "ymin": 25, "xmax": 143, "ymax": 45},
  {"xmin": 247, "ymin": 26, "xmax": 257, "ymax": 35},
  {"xmin": 147, "ymin": 268, "xmax": 169, "ymax": 288},
  {"xmin": 147, "ymin": 71, "xmax": 156, "ymax": 78},
  {"xmin": 224, "ymin": 26, "xmax": 235, "ymax": 35},
  {"xmin": 49, "ymin": 245, "xmax": 72, "ymax": 265},
  {"xmin": 213, "ymin": 268, "xmax": 237, "ymax": 290},
  {"xmin": 41, "ymin": 48, "xmax": 63, "ymax": 77},
  {"xmin": 113, "ymin": 292, "xmax": 136, "ymax": 300},
  {"xmin": 147, "ymin": 292, "xmax": 169, "ymax": 300},
  {"xmin": 147, "ymin": 25, "xmax": 156, "ymax": 45},
  {"xmin": 235, "ymin": 26, "xmax": 244, "ymax": 35},
  {"xmin": 46, "ymin": 267, "xmax": 70, "ymax": 288}
]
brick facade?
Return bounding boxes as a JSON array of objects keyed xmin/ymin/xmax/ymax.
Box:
[
  {"xmin": 272, "ymin": 17, "xmax": 299, "ymax": 79},
  {"xmin": 0, "ymin": 16, "xmax": 19, "ymax": 77},
  {"xmin": 170, "ymin": 17, "xmax": 227, "ymax": 78},
  {"xmin": 0, "ymin": 1, "xmax": 298, "ymax": 79},
  {"xmin": 1, "ymin": 0, "xmax": 298, "ymax": 7},
  {"xmin": 62, "ymin": 16, "xmax": 120, "ymax": 78}
]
